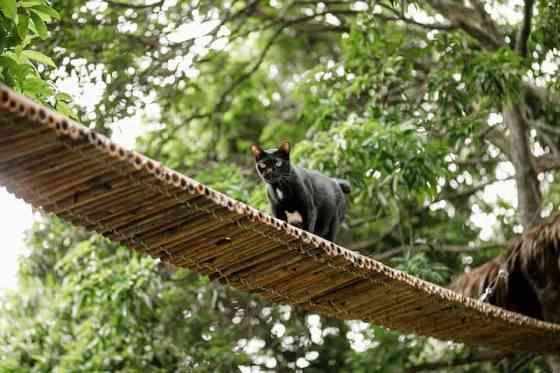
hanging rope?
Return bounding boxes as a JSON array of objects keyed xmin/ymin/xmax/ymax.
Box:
[{"xmin": 479, "ymin": 268, "xmax": 508, "ymax": 303}]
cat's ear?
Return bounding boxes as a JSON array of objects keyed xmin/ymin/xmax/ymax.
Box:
[
  {"xmin": 251, "ymin": 144, "xmax": 264, "ymax": 159},
  {"xmin": 278, "ymin": 141, "xmax": 290, "ymax": 158}
]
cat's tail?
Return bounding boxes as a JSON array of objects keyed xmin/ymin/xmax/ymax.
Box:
[{"xmin": 335, "ymin": 179, "xmax": 352, "ymax": 194}]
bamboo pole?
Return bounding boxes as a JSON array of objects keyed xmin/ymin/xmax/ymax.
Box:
[
  {"xmin": 180, "ymin": 222, "xmax": 262, "ymax": 265},
  {"xmin": 7, "ymin": 144, "xmax": 101, "ymax": 183},
  {"xmin": 11, "ymin": 159, "xmax": 117, "ymax": 206},
  {"xmin": 138, "ymin": 200, "xmax": 223, "ymax": 245},
  {"xmin": 267, "ymin": 266, "xmax": 357, "ymax": 304},
  {"xmin": 0, "ymin": 125, "xmax": 55, "ymax": 147},
  {"xmin": 0, "ymin": 141, "xmax": 94, "ymax": 178},
  {"xmin": 107, "ymin": 200, "xmax": 221, "ymax": 250},
  {"xmin": 51, "ymin": 174, "xmax": 157, "ymax": 216},
  {"xmin": 144, "ymin": 208, "xmax": 243, "ymax": 253},
  {"xmin": 229, "ymin": 252, "xmax": 315, "ymax": 291},
  {"xmin": 202, "ymin": 233, "xmax": 290, "ymax": 271},
  {"xmin": 112, "ymin": 197, "xmax": 213, "ymax": 238},
  {"xmin": 121, "ymin": 198, "xmax": 215, "ymax": 241},
  {"xmin": 159, "ymin": 214, "xmax": 246, "ymax": 254},
  {"xmin": 0, "ymin": 136, "xmax": 61, "ymax": 164}
]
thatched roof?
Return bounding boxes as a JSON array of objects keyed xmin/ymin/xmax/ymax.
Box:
[{"xmin": 451, "ymin": 214, "xmax": 560, "ymax": 324}]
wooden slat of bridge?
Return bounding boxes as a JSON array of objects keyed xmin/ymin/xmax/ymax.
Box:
[{"xmin": 1, "ymin": 85, "xmax": 559, "ymax": 354}]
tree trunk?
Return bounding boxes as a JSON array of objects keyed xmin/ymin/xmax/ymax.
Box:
[
  {"xmin": 503, "ymin": 102, "xmax": 560, "ymax": 371},
  {"xmin": 502, "ymin": 104, "xmax": 541, "ymax": 229}
]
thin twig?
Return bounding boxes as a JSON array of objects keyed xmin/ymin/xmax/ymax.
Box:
[{"xmin": 214, "ymin": 26, "xmax": 286, "ymax": 113}]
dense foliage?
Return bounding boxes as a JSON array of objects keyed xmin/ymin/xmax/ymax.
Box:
[{"xmin": 1, "ymin": 0, "xmax": 559, "ymax": 371}]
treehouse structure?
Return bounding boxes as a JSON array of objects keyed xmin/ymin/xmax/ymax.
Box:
[{"xmin": 0, "ymin": 85, "xmax": 559, "ymax": 354}]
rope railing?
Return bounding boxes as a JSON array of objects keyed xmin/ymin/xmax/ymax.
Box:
[{"xmin": 1, "ymin": 85, "xmax": 559, "ymax": 354}]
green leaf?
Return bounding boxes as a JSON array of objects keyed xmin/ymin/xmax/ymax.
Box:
[
  {"xmin": 0, "ymin": 55, "xmax": 20, "ymax": 73},
  {"xmin": 21, "ymin": 75, "xmax": 52, "ymax": 97},
  {"xmin": 29, "ymin": 11, "xmax": 48, "ymax": 39},
  {"xmin": 56, "ymin": 92, "xmax": 73, "ymax": 102},
  {"xmin": 20, "ymin": 0, "xmax": 45, "ymax": 7},
  {"xmin": 14, "ymin": 44, "xmax": 24, "ymax": 57},
  {"xmin": 22, "ymin": 50, "xmax": 55, "ymax": 67},
  {"xmin": 30, "ymin": 5, "xmax": 59, "ymax": 22},
  {"xmin": 16, "ymin": 14, "xmax": 29, "ymax": 40},
  {"xmin": 20, "ymin": 34, "xmax": 32, "ymax": 49},
  {"xmin": 0, "ymin": 53, "xmax": 34, "ymax": 81},
  {"xmin": 56, "ymin": 101, "xmax": 73, "ymax": 117},
  {"xmin": 0, "ymin": 0, "xmax": 17, "ymax": 22}
]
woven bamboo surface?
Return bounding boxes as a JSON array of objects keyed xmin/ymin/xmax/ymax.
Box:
[{"xmin": 0, "ymin": 85, "xmax": 559, "ymax": 354}]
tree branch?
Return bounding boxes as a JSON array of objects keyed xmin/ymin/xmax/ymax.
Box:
[
  {"xmin": 515, "ymin": 0, "xmax": 535, "ymax": 57},
  {"xmin": 530, "ymin": 118, "xmax": 560, "ymax": 135},
  {"xmin": 525, "ymin": 82, "xmax": 560, "ymax": 108},
  {"xmin": 470, "ymin": 0, "xmax": 501, "ymax": 37},
  {"xmin": 478, "ymin": 124, "xmax": 511, "ymax": 159},
  {"xmin": 151, "ymin": 112, "xmax": 212, "ymax": 159},
  {"xmin": 424, "ymin": 0, "xmax": 503, "ymax": 50},
  {"xmin": 105, "ymin": 0, "xmax": 163, "ymax": 9},
  {"xmin": 528, "ymin": 118, "xmax": 560, "ymax": 156},
  {"xmin": 453, "ymin": 157, "xmax": 502, "ymax": 168},
  {"xmin": 229, "ymin": 8, "xmax": 357, "ymax": 47},
  {"xmin": 535, "ymin": 154, "xmax": 560, "ymax": 173},
  {"xmin": 439, "ymin": 175, "xmax": 514, "ymax": 202},
  {"xmin": 399, "ymin": 17, "xmax": 457, "ymax": 31},
  {"xmin": 214, "ymin": 26, "xmax": 285, "ymax": 113},
  {"xmin": 373, "ymin": 246, "xmax": 406, "ymax": 261},
  {"xmin": 376, "ymin": 4, "xmax": 458, "ymax": 31}
]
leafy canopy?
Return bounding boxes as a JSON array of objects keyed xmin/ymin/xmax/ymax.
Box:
[{"xmin": 1, "ymin": 0, "xmax": 559, "ymax": 371}]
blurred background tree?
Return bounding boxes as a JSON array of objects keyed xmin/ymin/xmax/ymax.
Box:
[{"xmin": 1, "ymin": 0, "xmax": 559, "ymax": 371}]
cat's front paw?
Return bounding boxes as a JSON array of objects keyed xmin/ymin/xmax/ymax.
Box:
[{"xmin": 286, "ymin": 211, "xmax": 303, "ymax": 229}]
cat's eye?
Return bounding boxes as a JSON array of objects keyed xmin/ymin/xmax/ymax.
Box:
[
  {"xmin": 258, "ymin": 162, "xmax": 267, "ymax": 169},
  {"xmin": 275, "ymin": 160, "xmax": 282, "ymax": 167}
]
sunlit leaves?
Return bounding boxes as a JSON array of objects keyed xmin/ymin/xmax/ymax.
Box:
[
  {"xmin": 0, "ymin": 0, "xmax": 60, "ymax": 101},
  {"xmin": 16, "ymin": 13, "xmax": 29, "ymax": 39},
  {"xmin": 0, "ymin": 0, "xmax": 17, "ymax": 22},
  {"xmin": 300, "ymin": 118, "xmax": 447, "ymax": 203},
  {"xmin": 463, "ymin": 49, "xmax": 524, "ymax": 104},
  {"xmin": 22, "ymin": 49, "xmax": 55, "ymax": 66}
]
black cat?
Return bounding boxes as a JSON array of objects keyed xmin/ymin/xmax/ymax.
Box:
[{"xmin": 251, "ymin": 141, "xmax": 351, "ymax": 242}]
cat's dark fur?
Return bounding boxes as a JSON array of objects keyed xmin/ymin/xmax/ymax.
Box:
[{"xmin": 251, "ymin": 141, "xmax": 351, "ymax": 242}]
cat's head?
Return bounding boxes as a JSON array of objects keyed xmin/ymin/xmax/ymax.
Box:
[{"xmin": 251, "ymin": 141, "xmax": 291, "ymax": 184}]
